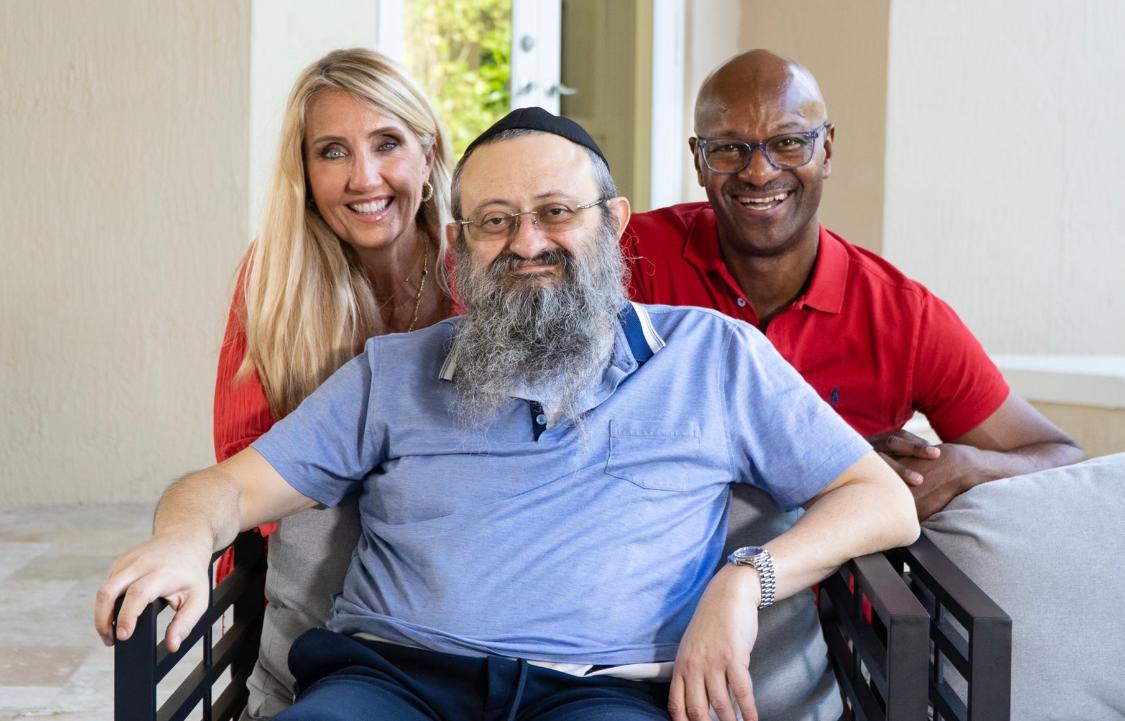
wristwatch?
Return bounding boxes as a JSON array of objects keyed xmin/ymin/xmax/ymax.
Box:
[{"xmin": 727, "ymin": 546, "xmax": 776, "ymax": 609}]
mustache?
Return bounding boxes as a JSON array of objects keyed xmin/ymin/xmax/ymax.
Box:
[
  {"xmin": 488, "ymin": 249, "xmax": 575, "ymax": 276},
  {"xmin": 725, "ymin": 180, "xmax": 795, "ymax": 193}
]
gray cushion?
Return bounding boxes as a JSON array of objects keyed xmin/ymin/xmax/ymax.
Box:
[
  {"xmin": 242, "ymin": 496, "xmax": 360, "ymax": 720},
  {"xmin": 923, "ymin": 453, "xmax": 1125, "ymax": 721},
  {"xmin": 725, "ymin": 484, "xmax": 842, "ymax": 721},
  {"xmin": 244, "ymin": 485, "xmax": 841, "ymax": 720}
]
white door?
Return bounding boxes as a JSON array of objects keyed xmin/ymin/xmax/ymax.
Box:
[{"xmin": 510, "ymin": 0, "xmax": 567, "ymax": 113}]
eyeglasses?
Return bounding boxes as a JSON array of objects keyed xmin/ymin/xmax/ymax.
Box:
[
  {"xmin": 696, "ymin": 122, "xmax": 832, "ymax": 173},
  {"xmin": 454, "ymin": 198, "xmax": 609, "ymax": 240}
]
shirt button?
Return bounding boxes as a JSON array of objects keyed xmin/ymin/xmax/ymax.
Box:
[
  {"xmin": 736, "ymin": 298, "xmax": 747, "ymax": 307},
  {"xmin": 535, "ymin": 414, "xmax": 547, "ymax": 425}
]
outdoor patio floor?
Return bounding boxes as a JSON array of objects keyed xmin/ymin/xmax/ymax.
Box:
[{"xmin": 0, "ymin": 502, "xmax": 152, "ymax": 720}]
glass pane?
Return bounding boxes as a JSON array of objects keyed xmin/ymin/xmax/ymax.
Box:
[{"xmin": 404, "ymin": 0, "xmax": 513, "ymax": 158}]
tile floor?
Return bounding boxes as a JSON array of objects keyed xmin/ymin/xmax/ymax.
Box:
[{"xmin": 0, "ymin": 503, "xmax": 152, "ymax": 720}]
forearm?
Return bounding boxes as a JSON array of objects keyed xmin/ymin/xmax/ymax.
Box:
[
  {"xmin": 719, "ymin": 453, "xmax": 919, "ymax": 604},
  {"xmin": 766, "ymin": 476, "xmax": 918, "ymax": 600},
  {"xmin": 671, "ymin": 453, "xmax": 919, "ymax": 721},
  {"xmin": 940, "ymin": 393, "xmax": 1084, "ymax": 489},
  {"xmin": 156, "ymin": 448, "xmax": 316, "ymax": 551},
  {"xmin": 152, "ymin": 466, "xmax": 244, "ymax": 556},
  {"xmin": 957, "ymin": 440, "xmax": 1084, "ymax": 488}
]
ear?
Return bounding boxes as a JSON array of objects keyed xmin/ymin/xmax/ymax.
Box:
[
  {"xmin": 424, "ymin": 143, "xmax": 437, "ymax": 179},
  {"xmin": 689, "ymin": 137, "xmax": 705, "ymax": 187},
  {"xmin": 821, "ymin": 124, "xmax": 834, "ymax": 180},
  {"xmin": 444, "ymin": 221, "xmax": 459, "ymax": 249},
  {"xmin": 607, "ymin": 197, "xmax": 632, "ymax": 240}
]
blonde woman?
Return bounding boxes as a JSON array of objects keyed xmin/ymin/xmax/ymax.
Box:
[{"xmin": 212, "ymin": 49, "xmax": 453, "ymax": 718}]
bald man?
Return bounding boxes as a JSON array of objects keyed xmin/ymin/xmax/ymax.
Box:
[{"xmin": 625, "ymin": 49, "xmax": 1082, "ymax": 520}]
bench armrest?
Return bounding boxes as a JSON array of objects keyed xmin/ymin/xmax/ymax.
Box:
[
  {"xmin": 820, "ymin": 551, "xmax": 930, "ymax": 719},
  {"xmin": 821, "ymin": 532, "xmax": 1011, "ymax": 720},
  {"xmin": 113, "ymin": 531, "xmax": 267, "ymax": 721},
  {"xmin": 886, "ymin": 531, "xmax": 1012, "ymax": 721}
]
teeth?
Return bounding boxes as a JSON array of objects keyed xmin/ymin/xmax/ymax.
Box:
[
  {"xmin": 740, "ymin": 192, "xmax": 789, "ymax": 206},
  {"xmin": 348, "ymin": 198, "xmax": 391, "ymax": 214}
]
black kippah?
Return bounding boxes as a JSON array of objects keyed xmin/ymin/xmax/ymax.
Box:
[{"xmin": 463, "ymin": 106, "xmax": 609, "ymax": 170}]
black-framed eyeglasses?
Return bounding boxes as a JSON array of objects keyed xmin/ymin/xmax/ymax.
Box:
[
  {"xmin": 454, "ymin": 198, "xmax": 609, "ymax": 240},
  {"xmin": 696, "ymin": 122, "xmax": 832, "ymax": 173}
]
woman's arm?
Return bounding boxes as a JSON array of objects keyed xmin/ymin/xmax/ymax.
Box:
[
  {"xmin": 213, "ymin": 261, "xmax": 276, "ymax": 463},
  {"xmin": 212, "ymin": 262, "xmax": 278, "ymax": 584}
]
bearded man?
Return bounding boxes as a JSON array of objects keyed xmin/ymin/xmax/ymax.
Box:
[{"xmin": 97, "ymin": 108, "xmax": 919, "ymax": 721}]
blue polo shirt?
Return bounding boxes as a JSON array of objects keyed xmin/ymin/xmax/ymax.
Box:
[{"xmin": 252, "ymin": 303, "xmax": 870, "ymax": 665}]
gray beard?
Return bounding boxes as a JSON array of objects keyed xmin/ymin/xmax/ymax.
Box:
[{"xmin": 451, "ymin": 220, "xmax": 628, "ymax": 428}]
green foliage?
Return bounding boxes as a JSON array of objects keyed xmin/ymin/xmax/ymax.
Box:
[{"xmin": 406, "ymin": 0, "xmax": 512, "ymax": 159}]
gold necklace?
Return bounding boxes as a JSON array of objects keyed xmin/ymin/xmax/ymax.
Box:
[{"xmin": 405, "ymin": 240, "xmax": 429, "ymax": 332}]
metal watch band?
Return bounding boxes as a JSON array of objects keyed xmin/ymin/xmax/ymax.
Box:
[{"xmin": 727, "ymin": 546, "xmax": 777, "ymax": 609}]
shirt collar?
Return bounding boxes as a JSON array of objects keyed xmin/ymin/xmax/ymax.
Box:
[
  {"xmin": 681, "ymin": 207, "xmax": 725, "ymax": 272},
  {"xmin": 797, "ymin": 226, "xmax": 848, "ymax": 314},
  {"xmin": 683, "ymin": 212, "xmax": 848, "ymax": 315},
  {"xmin": 438, "ymin": 301, "xmax": 665, "ymax": 382}
]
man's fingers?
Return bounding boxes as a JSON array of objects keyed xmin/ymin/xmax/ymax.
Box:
[
  {"xmin": 164, "ymin": 590, "xmax": 208, "ymax": 653},
  {"xmin": 113, "ymin": 581, "xmax": 159, "ymax": 642},
  {"xmin": 681, "ymin": 671, "xmax": 710, "ymax": 721},
  {"xmin": 868, "ymin": 431, "xmax": 940, "ymax": 461},
  {"xmin": 704, "ymin": 673, "xmax": 738, "ymax": 721},
  {"xmin": 728, "ymin": 666, "xmax": 758, "ymax": 721},
  {"xmin": 667, "ymin": 673, "xmax": 688, "ymax": 721},
  {"xmin": 93, "ymin": 577, "xmax": 131, "ymax": 645},
  {"xmin": 879, "ymin": 452, "xmax": 924, "ymax": 486},
  {"xmin": 94, "ymin": 561, "xmax": 147, "ymax": 645},
  {"xmin": 884, "ymin": 431, "xmax": 940, "ymax": 458}
]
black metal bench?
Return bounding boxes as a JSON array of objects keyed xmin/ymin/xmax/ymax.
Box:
[
  {"xmin": 113, "ymin": 530, "xmax": 1010, "ymax": 721},
  {"xmin": 113, "ymin": 532, "xmax": 266, "ymax": 721}
]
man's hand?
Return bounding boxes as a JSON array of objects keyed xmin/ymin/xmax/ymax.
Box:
[
  {"xmin": 94, "ymin": 532, "xmax": 213, "ymax": 653},
  {"xmin": 669, "ymin": 565, "xmax": 760, "ymax": 721},
  {"xmin": 899, "ymin": 443, "xmax": 976, "ymax": 521},
  {"xmin": 866, "ymin": 429, "xmax": 941, "ymax": 485},
  {"xmin": 93, "ymin": 451, "xmax": 316, "ymax": 654}
]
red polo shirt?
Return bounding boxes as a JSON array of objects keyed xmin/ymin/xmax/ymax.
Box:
[{"xmin": 624, "ymin": 202, "xmax": 1008, "ymax": 440}]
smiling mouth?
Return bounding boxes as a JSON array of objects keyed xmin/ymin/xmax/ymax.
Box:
[
  {"xmin": 509, "ymin": 263, "xmax": 560, "ymax": 278},
  {"xmin": 735, "ymin": 191, "xmax": 791, "ymax": 212},
  {"xmin": 346, "ymin": 198, "xmax": 392, "ymax": 215}
]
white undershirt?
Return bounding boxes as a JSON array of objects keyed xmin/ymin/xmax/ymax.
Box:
[{"xmin": 353, "ymin": 633, "xmax": 673, "ymax": 681}]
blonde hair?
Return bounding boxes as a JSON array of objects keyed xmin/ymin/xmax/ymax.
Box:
[{"xmin": 241, "ymin": 48, "xmax": 451, "ymax": 417}]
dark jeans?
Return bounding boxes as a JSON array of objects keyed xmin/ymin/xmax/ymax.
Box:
[{"xmin": 274, "ymin": 628, "xmax": 672, "ymax": 721}]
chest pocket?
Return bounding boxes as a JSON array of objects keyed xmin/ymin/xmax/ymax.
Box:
[{"xmin": 605, "ymin": 420, "xmax": 702, "ymax": 492}]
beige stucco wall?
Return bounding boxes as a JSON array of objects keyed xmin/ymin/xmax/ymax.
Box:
[
  {"xmin": 883, "ymin": 0, "xmax": 1125, "ymax": 356},
  {"xmin": 1032, "ymin": 402, "xmax": 1125, "ymax": 460},
  {"xmin": 0, "ymin": 1, "xmax": 380, "ymax": 507},
  {"xmin": 681, "ymin": 0, "xmax": 742, "ymax": 202},
  {"xmin": 0, "ymin": 0, "xmax": 251, "ymax": 507}
]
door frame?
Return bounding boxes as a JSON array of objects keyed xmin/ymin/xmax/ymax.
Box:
[
  {"xmin": 376, "ymin": 0, "xmax": 686, "ymax": 204},
  {"xmin": 649, "ymin": 0, "xmax": 686, "ymax": 207}
]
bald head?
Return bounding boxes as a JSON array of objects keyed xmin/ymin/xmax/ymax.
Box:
[
  {"xmin": 689, "ymin": 49, "xmax": 834, "ymax": 261},
  {"xmin": 695, "ymin": 49, "xmax": 826, "ymax": 134}
]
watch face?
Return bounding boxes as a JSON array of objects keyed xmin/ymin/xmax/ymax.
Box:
[{"xmin": 731, "ymin": 546, "xmax": 765, "ymax": 562}]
